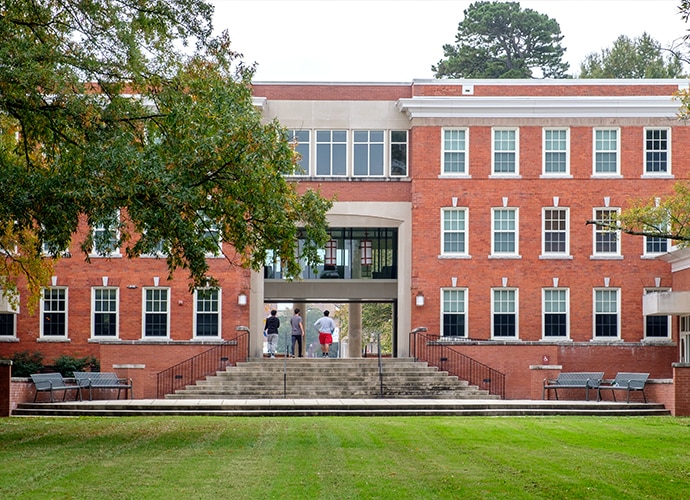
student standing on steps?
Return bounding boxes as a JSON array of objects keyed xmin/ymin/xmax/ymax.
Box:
[
  {"xmin": 314, "ymin": 310, "xmax": 336, "ymax": 358},
  {"xmin": 289, "ymin": 308, "xmax": 305, "ymax": 357},
  {"xmin": 264, "ymin": 309, "xmax": 280, "ymax": 359}
]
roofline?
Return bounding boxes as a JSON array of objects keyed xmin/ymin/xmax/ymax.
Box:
[{"xmin": 252, "ymin": 79, "xmax": 689, "ymax": 87}]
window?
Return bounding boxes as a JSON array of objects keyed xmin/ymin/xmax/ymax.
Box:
[
  {"xmin": 492, "ymin": 208, "xmax": 518, "ymax": 256},
  {"xmin": 542, "ymin": 208, "xmax": 569, "ymax": 256},
  {"xmin": 390, "ymin": 130, "xmax": 408, "ymax": 176},
  {"xmin": 543, "ymin": 128, "xmax": 569, "ymax": 175},
  {"xmin": 0, "ymin": 313, "xmax": 15, "ymax": 336},
  {"xmin": 594, "ymin": 288, "xmax": 619, "ymax": 338},
  {"xmin": 353, "ymin": 130, "xmax": 384, "ymax": 176},
  {"xmin": 442, "ymin": 208, "xmax": 468, "ymax": 256},
  {"xmin": 195, "ymin": 288, "xmax": 221, "ymax": 337},
  {"xmin": 645, "ymin": 235, "xmax": 669, "ymax": 256},
  {"xmin": 593, "ymin": 128, "xmax": 619, "ymax": 175},
  {"xmin": 592, "ymin": 208, "xmax": 620, "ymax": 256},
  {"xmin": 316, "ymin": 130, "xmax": 347, "ymax": 176},
  {"xmin": 288, "ymin": 130, "xmax": 310, "ymax": 176},
  {"xmin": 91, "ymin": 211, "xmax": 120, "ymax": 256},
  {"xmin": 543, "ymin": 288, "xmax": 568, "ymax": 338},
  {"xmin": 644, "ymin": 288, "xmax": 670, "ymax": 339},
  {"xmin": 493, "ymin": 289, "xmax": 517, "ymax": 338},
  {"xmin": 442, "ymin": 128, "xmax": 468, "ymax": 175},
  {"xmin": 41, "ymin": 288, "xmax": 67, "ymax": 337},
  {"xmin": 644, "ymin": 128, "xmax": 670, "ymax": 175},
  {"xmin": 197, "ymin": 214, "xmax": 222, "ymax": 257},
  {"xmin": 492, "ymin": 128, "xmax": 518, "ymax": 175},
  {"xmin": 92, "ymin": 288, "xmax": 118, "ymax": 337},
  {"xmin": 143, "ymin": 288, "xmax": 169, "ymax": 338},
  {"xmin": 442, "ymin": 289, "xmax": 467, "ymax": 337}
]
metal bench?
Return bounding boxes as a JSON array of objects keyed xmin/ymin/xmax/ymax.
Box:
[
  {"xmin": 600, "ymin": 372, "xmax": 649, "ymax": 403},
  {"xmin": 30, "ymin": 373, "xmax": 82, "ymax": 402},
  {"xmin": 542, "ymin": 372, "xmax": 604, "ymax": 401},
  {"xmin": 74, "ymin": 372, "xmax": 133, "ymax": 400}
]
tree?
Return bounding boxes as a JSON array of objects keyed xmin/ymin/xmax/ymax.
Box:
[
  {"xmin": 0, "ymin": 1, "xmax": 332, "ymax": 305},
  {"xmin": 432, "ymin": 1, "xmax": 569, "ymax": 79},
  {"xmin": 579, "ymin": 33, "xmax": 685, "ymax": 78}
]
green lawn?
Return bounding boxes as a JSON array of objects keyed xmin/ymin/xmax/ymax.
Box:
[{"xmin": 1, "ymin": 416, "xmax": 689, "ymax": 499}]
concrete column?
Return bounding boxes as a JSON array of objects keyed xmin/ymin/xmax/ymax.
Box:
[{"xmin": 348, "ymin": 303, "xmax": 363, "ymax": 358}]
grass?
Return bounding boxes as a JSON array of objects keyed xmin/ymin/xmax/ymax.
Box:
[{"xmin": 1, "ymin": 416, "xmax": 690, "ymax": 499}]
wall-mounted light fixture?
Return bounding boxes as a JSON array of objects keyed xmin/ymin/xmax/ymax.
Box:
[
  {"xmin": 238, "ymin": 293, "xmax": 247, "ymax": 306},
  {"xmin": 415, "ymin": 292, "xmax": 425, "ymax": 307}
]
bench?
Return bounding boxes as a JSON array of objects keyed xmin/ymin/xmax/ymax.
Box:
[
  {"xmin": 542, "ymin": 372, "xmax": 604, "ymax": 401},
  {"xmin": 600, "ymin": 372, "xmax": 649, "ymax": 403},
  {"xmin": 74, "ymin": 372, "xmax": 133, "ymax": 400},
  {"xmin": 30, "ymin": 373, "xmax": 82, "ymax": 402}
]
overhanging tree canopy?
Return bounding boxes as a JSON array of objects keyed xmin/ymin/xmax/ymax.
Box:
[{"xmin": 0, "ymin": 1, "xmax": 331, "ymax": 304}]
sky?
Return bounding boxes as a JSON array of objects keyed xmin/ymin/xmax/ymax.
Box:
[{"xmin": 209, "ymin": 0, "xmax": 689, "ymax": 82}]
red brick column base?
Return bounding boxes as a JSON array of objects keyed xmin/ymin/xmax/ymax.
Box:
[
  {"xmin": 0, "ymin": 360, "xmax": 12, "ymax": 417},
  {"xmin": 530, "ymin": 365, "xmax": 562, "ymax": 401},
  {"xmin": 673, "ymin": 363, "xmax": 690, "ymax": 416}
]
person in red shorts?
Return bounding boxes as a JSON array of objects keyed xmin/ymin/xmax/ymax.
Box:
[{"xmin": 314, "ymin": 310, "xmax": 336, "ymax": 358}]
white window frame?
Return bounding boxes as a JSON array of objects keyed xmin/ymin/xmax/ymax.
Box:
[
  {"xmin": 441, "ymin": 288, "xmax": 467, "ymax": 337},
  {"xmin": 142, "ymin": 287, "xmax": 170, "ymax": 339},
  {"xmin": 491, "ymin": 288, "xmax": 518, "ymax": 339},
  {"xmin": 643, "ymin": 127, "xmax": 671, "ymax": 177},
  {"xmin": 441, "ymin": 208, "xmax": 469, "ymax": 257},
  {"xmin": 194, "ymin": 288, "xmax": 222, "ymax": 338},
  {"xmin": 441, "ymin": 128, "xmax": 469, "ymax": 176},
  {"xmin": 681, "ymin": 316, "xmax": 690, "ymax": 363},
  {"xmin": 542, "ymin": 207, "xmax": 570, "ymax": 257},
  {"xmin": 491, "ymin": 128, "xmax": 519, "ymax": 177},
  {"xmin": 353, "ymin": 130, "xmax": 385, "ymax": 177},
  {"xmin": 644, "ymin": 288, "xmax": 671, "ymax": 340},
  {"xmin": 40, "ymin": 287, "xmax": 68, "ymax": 338},
  {"xmin": 390, "ymin": 130, "xmax": 408, "ymax": 177},
  {"xmin": 593, "ymin": 128, "xmax": 620, "ymax": 176},
  {"xmin": 91, "ymin": 287, "xmax": 119, "ymax": 338},
  {"xmin": 542, "ymin": 288, "xmax": 569, "ymax": 339},
  {"xmin": 315, "ymin": 129, "xmax": 347, "ymax": 177},
  {"xmin": 491, "ymin": 208, "xmax": 519, "ymax": 257},
  {"xmin": 593, "ymin": 288, "xmax": 620, "ymax": 339},
  {"xmin": 644, "ymin": 235, "xmax": 670, "ymax": 257},
  {"xmin": 288, "ymin": 129, "xmax": 310, "ymax": 176},
  {"xmin": 542, "ymin": 128, "xmax": 570, "ymax": 177},
  {"xmin": 0, "ymin": 313, "xmax": 16, "ymax": 338},
  {"xmin": 91, "ymin": 210, "xmax": 121, "ymax": 257},
  {"xmin": 592, "ymin": 208, "xmax": 621, "ymax": 258}
]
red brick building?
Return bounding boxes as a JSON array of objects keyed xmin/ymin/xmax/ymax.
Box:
[{"xmin": 2, "ymin": 79, "xmax": 688, "ymax": 399}]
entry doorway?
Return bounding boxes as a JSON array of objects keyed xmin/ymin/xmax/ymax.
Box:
[{"xmin": 261, "ymin": 301, "xmax": 397, "ymax": 358}]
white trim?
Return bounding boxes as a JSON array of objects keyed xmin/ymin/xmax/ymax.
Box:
[
  {"xmin": 142, "ymin": 287, "xmax": 171, "ymax": 339},
  {"xmin": 440, "ymin": 288, "xmax": 467, "ymax": 337},
  {"xmin": 91, "ymin": 287, "xmax": 120, "ymax": 339},
  {"xmin": 542, "ymin": 287, "xmax": 570, "ymax": 340},
  {"xmin": 193, "ymin": 288, "xmax": 222, "ymax": 339}
]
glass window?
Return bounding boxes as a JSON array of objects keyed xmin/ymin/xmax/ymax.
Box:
[
  {"xmin": 442, "ymin": 129, "xmax": 468, "ymax": 174},
  {"xmin": 93, "ymin": 288, "xmax": 118, "ymax": 337},
  {"xmin": 442, "ymin": 289, "xmax": 466, "ymax": 337},
  {"xmin": 442, "ymin": 208, "xmax": 467, "ymax": 255},
  {"xmin": 594, "ymin": 129, "xmax": 619, "ymax": 175},
  {"xmin": 353, "ymin": 130, "xmax": 384, "ymax": 177},
  {"xmin": 543, "ymin": 288, "xmax": 568, "ymax": 338},
  {"xmin": 390, "ymin": 130, "xmax": 408, "ymax": 176},
  {"xmin": 594, "ymin": 288, "xmax": 619, "ymax": 338},
  {"xmin": 543, "ymin": 128, "xmax": 568, "ymax": 175},
  {"xmin": 288, "ymin": 130, "xmax": 310, "ymax": 176},
  {"xmin": 144, "ymin": 288, "xmax": 169, "ymax": 337},
  {"xmin": 42, "ymin": 288, "xmax": 67, "ymax": 337},
  {"xmin": 316, "ymin": 130, "xmax": 347, "ymax": 176},
  {"xmin": 195, "ymin": 289, "xmax": 221, "ymax": 337},
  {"xmin": 593, "ymin": 208, "xmax": 620, "ymax": 256},
  {"xmin": 645, "ymin": 128, "xmax": 669, "ymax": 174},
  {"xmin": 543, "ymin": 208, "xmax": 568, "ymax": 256},
  {"xmin": 492, "ymin": 208, "xmax": 518, "ymax": 255},
  {"xmin": 92, "ymin": 211, "xmax": 120, "ymax": 256},
  {"xmin": 493, "ymin": 129, "xmax": 518, "ymax": 175},
  {"xmin": 0, "ymin": 313, "xmax": 15, "ymax": 336},
  {"xmin": 644, "ymin": 288, "xmax": 670, "ymax": 338},
  {"xmin": 493, "ymin": 289, "xmax": 517, "ymax": 338},
  {"xmin": 645, "ymin": 236, "xmax": 669, "ymax": 255}
]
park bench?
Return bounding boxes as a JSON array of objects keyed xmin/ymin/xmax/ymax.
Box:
[
  {"xmin": 30, "ymin": 373, "xmax": 82, "ymax": 402},
  {"xmin": 542, "ymin": 372, "xmax": 604, "ymax": 401},
  {"xmin": 599, "ymin": 372, "xmax": 649, "ymax": 403},
  {"xmin": 74, "ymin": 372, "xmax": 133, "ymax": 400}
]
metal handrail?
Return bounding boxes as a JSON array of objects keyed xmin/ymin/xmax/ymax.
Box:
[
  {"xmin": 156, "ymin": 330, "xmax": 249, "ymax": 398},
  {"xmin": 409, "ymin": 329, "xmax": 506, "ymax": 399}
]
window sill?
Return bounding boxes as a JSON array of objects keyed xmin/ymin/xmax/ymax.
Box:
[
  {"xmin": 438, "ymin": 173, "xmax": 471, "ymax": 179},
  {"xmin": 438, "ymin": 254, "xmax": 471, "ymax": 260},
  {"xmin": 37, "ymin": 337, "xmax": 71, "ymax": 343},
  {"xmin": 539, "ymin": 255, "xmax": 573, "ymax": 260},
  {"xmin": 539, "ymin": 174, "xmax": 572, "ymax": 179},
  {"xmin": 589, "ymin": 255, "xmax": 623, "ymax": 260},
  {"xmin": 641, "ymin": 174, "xmax": 673, "ymax": 179},
  {"xmin": 488, "ymin": 254, "xmax": 522, "ymax": 259},
  {"xmin": 489, "ymin": 174, "xmax": 521, "ymax": 179}
]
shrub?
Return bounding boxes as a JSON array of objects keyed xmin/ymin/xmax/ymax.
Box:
[
  {"xmin": 5, "ymin": 351, "xmax": 44, "ymax": 377},
  {"xmin": 52, "ymin": 355, "xmax": 100, "ymax": 377}
]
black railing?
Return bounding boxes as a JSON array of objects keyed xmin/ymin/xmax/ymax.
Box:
[
  {"xmin": 409, "ymin": 329, "xmax": 506, "ymax": 399},
  {"xmin": 156, "ymin": 330, "xmax": 249, "ymax": 398}
]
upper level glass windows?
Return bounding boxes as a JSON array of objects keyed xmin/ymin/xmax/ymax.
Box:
[
  {"xmin": 354, "ymin": 130, "xmax": 385, "ymax": 176},
  {"xmin": 593, "ymin": 128, "xmax": 620, "ymax": 176},
  {"xmin": 644, "ymin": 128, "xmax": 670, "ymax": 176},
  {"xmin": 543, "ymin": 128, "xmax": 569, "ymax": 175},
  {"xmin": 316, "ymin": 130, "xmax": 347, "ymax": 176},
  {"xmin": 492, "ymin": 128, "xmax": 519, "ymax": 176},
  {"xmin": 442, "ymin": 128, "xmax": 468, "ymax": 175}
]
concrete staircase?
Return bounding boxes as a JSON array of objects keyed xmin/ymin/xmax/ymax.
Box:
[{"xmin": 167, "ymin": 358, "xmax": 497, "ymax": 400}]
